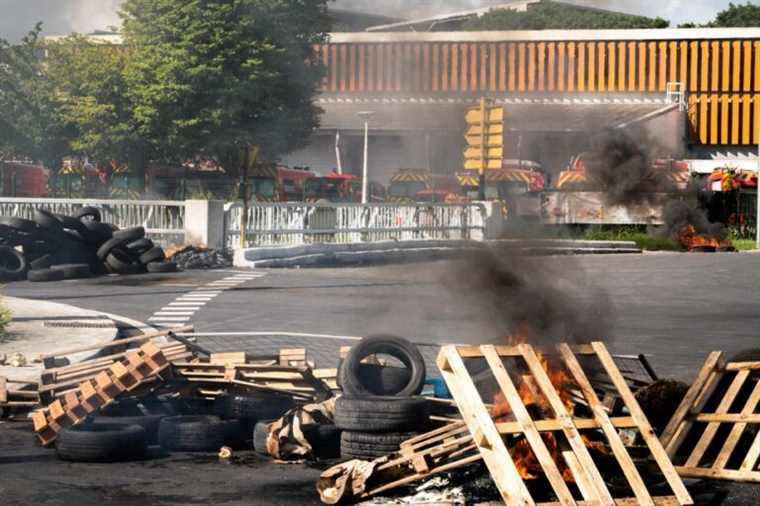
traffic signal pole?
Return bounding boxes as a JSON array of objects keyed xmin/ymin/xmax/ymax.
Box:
[{"xmin": 478, "ymin": 98, "xmax": 487, "ymax": 201}]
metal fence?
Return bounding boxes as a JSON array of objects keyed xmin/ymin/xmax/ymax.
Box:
[
  {"xmin": 225, "ymin": 202, "xmax": 486, "ymax": 248},
  {"xmin": 0, "ymin": 198, "xmax": 186, "ymax": 245}
]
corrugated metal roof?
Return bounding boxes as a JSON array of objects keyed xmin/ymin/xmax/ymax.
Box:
[{"xmin": 316, "ymin": 95, "xmax": 680, "ymax": 133}]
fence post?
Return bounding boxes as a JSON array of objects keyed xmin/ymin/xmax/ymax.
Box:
[{"xmin": 184, "ymin": 200, "xmax": 225, "ymax": 249}]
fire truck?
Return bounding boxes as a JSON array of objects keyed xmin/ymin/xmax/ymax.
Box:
[
  {"xmin": 303, "ymin": 172, "xmax": 385, "ymax": 203},
  {"xmin": 386, "ymin": 169, "xmax": 459, "ymax": 203},
  {"xmin": 456, "ymin": 160, "xmax": 546, "ymax": 219}
]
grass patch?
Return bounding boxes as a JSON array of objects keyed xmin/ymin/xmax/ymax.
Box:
[
  {"xmin": 0, "ymin": 296, "xmax": 11, "ymax": 338},
  {"xmin": 582, "ymin": 226, "xmax": 682, "ymax": 251},
  {"xmin": 733, "ymin": 239, "xmax": 757, "ymax": 251}
]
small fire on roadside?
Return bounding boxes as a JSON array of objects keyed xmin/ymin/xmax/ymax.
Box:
[
  {"xmin": 489, "ymin": 334, "xmax": 606, "ymax": 482},
  {"xmin": 677, "ymin": 225, "xmax": 734, "ymax": 252}
]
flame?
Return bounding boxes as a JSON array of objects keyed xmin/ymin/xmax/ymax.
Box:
[
  {"xmin": 489, "ymin": 334, "xmax": 579, "ymax": 481},
  {"xmin": 677, "ymin": 225, "xmax": 733, "ymax": 251}
]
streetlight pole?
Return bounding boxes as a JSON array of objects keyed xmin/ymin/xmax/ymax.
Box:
[{"xmin": 358, "ymin": 111, "xmax": 374, "ymax": 204}]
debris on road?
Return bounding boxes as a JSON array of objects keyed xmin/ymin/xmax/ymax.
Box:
[
  {"xmin": 0, "ymin": 207, "xmax": 178, "ymax": 282},
  {"xmin": 166, "ymin": 245, "xmax": 233, "ymax": 270}
]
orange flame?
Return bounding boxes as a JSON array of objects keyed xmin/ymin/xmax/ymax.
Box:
[{"xmin": 677, "ymin": 225, "xmax": 733, "ymax": 251}]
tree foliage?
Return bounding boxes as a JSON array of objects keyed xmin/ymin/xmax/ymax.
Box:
[
  {"xmin": 709, "ymin": 2, "xmax": 760, "ymax": 27},
  {"xmin": 464, "ymin": 0, "xmax": 669, "ymax": 31},
  {"xmin": 44, "ymin": 36, "xmax": 140, "ymax": 168},
  {"xmin": 0, "ymin": 25, "xmax": 72, "ymax": 168},
  {"xmin": 120, "ymin": 0, "xmax": 330, "ymax": 167}
]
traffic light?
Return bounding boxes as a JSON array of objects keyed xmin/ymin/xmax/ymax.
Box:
[{"xmin": 463, "ymin": 98, "xmax": 504, "ymax": 174}]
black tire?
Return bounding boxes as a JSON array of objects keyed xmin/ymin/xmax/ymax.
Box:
[
  {"xmin": 96, "ymin": 236, "xmax": 129, "ymax": 261},
  {"xmin": 83, "ymin": 221, "xmax": 113, "ymax": 245},
  {"xmin": 341, "ymin": 335, "xmax": 426, "ymax": 397},
  {"xmin": 337, "ymin": 362, "xmax": 412, "ymax": 397},
  {"xmin": 34, "ymin": 209, "xmax": 62, "ymax": 230},
  {"xmin": 50, "ymin": 263, "xmax": 93, "ymax": 279},
  {"xmin": 76, "ymin": 206, "xmax": 102, "ymax": 222},
  {"xmin": 55, "ymin": 423, "xmax": 148, "ymax": 462},
  {"xmin": 56, "ymin": 214, "xmax": 89, "ymax": 235},
  {"xmin": 157, "ymin": 415, "xmax": 230, "ymax": 452},
  {"xmin": 340, "ymin": 431, "xmax": 417, "ymax": 459},
  {"xmin": 253, "ymin": 420, "xmax": 274, "ymax": 455},
  {"xmin": 29, "ymin": 254, "xmax": 53, "ymax": 270},
  {"xmin": 174, "ymin": 397, "xmax": 216, "ymax": 416},
  {"xmin": 147, "ymin": 261, "xmax": 178, "ymax": 273},
  {"xmin": 27, "ymin": 268, "xmax": 65, "ymax": 282},
  {"xmin": 106, "ymin": 249, "xmax": 139, "ymax": 272},
  {"xmin": 113, "ymin": 227, "xmax": 145, "ymax": 242},
  {"xmin": 334, "ymin": 396, "xmax": 429, "ymax": 432},
  {"xmin": 215, "ymin": 395, "xmax": 294, "ymax": 421},
  {"xmin": 127, "ymin": 238, "xmax": 154, "ymax": 254},
  {"xmin": 92, "ymin": 415, "xmax": 166, "ymax": 445},
  {"xmin": 139, "ymin": 246, "xmax": 165, "ymax": 265},
  {"xmin": 305, "ymin": 424, "xmax": 342, "ymax": 459},
  {"xmin": 1, "ymin": 216, "xmax": 37, "ymax": 233},
  {"xmin": 0, "ymin": 246, "xmax": 27, "ymax": 276}
]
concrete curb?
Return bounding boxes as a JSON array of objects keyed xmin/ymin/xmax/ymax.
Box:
[
  {"xmin": 0, "ymin": 296, "xmax": 120, "ymax": 382},
  {"xmin": 235, "ymin": 239, "xmax": 642, "ymax": 268}
]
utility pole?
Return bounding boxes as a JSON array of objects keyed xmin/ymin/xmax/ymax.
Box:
[{"xmin": 357, "ymin": 111, "xmax": 374, "ymax": 204}]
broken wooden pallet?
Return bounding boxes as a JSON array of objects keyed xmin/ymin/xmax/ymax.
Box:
[
  {"xmin": 438, "ymin": 342, "xmax": 693, "ymax": 506},
  {"xmin": 31, "ymin": 341, "xmax": 173, "ymax": 446},
  {"xmin": 0, "ymin": 376, "xmax": 39, "ymax": 411},
  {"xmin": 661, "ymin": 351, "xmax": 760, "ymax": 482},
  {"xmin": 172, "ymin": 353, "xmax": 332, "ymax": 402}
]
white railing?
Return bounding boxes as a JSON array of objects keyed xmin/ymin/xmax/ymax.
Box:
[
  {"xmin": 225, "ymin": 202, "xmax": 487, "ymax": 248},
  {"xmin": 0, "ymin": 198, "xmax": 186, "ymax": 245}
]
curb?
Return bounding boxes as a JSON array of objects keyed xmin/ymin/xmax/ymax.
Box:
[{"xmin": 235, "ymin": 239, "xmax": 642, "ymax": 268}]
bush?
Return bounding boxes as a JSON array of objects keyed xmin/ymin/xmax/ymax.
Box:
[
  {"xmin": 0, "ymin": 295, "xmax": 11, "ymax": 338},
  {"xmin": 582, "ymin": 226, "xmax": 683, "ymax": 251}
]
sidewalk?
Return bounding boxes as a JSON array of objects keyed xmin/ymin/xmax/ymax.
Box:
[{"xmin": 0, "ymin": 296, "xmax": 119, "ymax": 383}]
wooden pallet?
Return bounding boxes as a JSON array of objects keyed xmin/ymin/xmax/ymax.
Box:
[
  {"xmin": 438, "ymin": 342, "xmax": 693, "ymax": 506},
  {"xmin": 0, "ymin": 376, "xmax": 39, "ymax": 411},
  {"xmin": 661, "ymin": 351, "xmax": 760, "ymax": 482},
  {"xmin": 173, "ymin": 357, "xmax": 332, "ymax": 402},
  {"xmin": 31, "ymin": 341, "xmax": 173, "ymax": 446}
]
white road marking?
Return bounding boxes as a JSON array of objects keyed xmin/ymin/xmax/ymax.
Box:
[
  {"xmin": 168, "ymin": 302, "xmax": 206, "ymax": 307},
  {"xmin": 149, "ymin": 316, "xmax": 191, "ymax": 322},
  {"xmin": 153, "ymin": 312, "xmax": 196, "ymax": 316}
]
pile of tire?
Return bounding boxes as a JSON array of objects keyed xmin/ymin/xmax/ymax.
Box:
[
  {"xmin": 0, "ymin": 206, "xmax": 177, "ymax": 282},
  {"xmin": 335, "ymin": 335, "xmax": 430, "ymax": 461}
]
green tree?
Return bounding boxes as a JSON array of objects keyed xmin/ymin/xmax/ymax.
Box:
[
  {"xmin": 120, "ymin": 0, "xmax": 330, "ymax": 167},
  {"xmin": 0, "ymin": 25, "xmax": 72, "ymax": 172},
  {"xmin": 710, "ymin": 2, "xmax": 760, "ymax": 27},
  {"xmin": 464, "ymin": 1, "xmax": 669, "ymax": 31}
]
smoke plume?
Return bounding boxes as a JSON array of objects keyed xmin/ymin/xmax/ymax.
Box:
[
  {"xmin": 442, "ymin": 246, "xmax": 614, "ymax": 345},
  {"xmin": 662, "ymin": 198, "xmax": 726, "ymax": 242},
  {"xmin": 583, "ymin": 130, "xmax": 674, "ymax": 207}
]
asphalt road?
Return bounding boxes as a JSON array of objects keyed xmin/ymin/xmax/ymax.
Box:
[
  {"xmin": 6, "ymin": 252, "xmax": 760, "ymax": 380},
  {"xmin": 4, "ymin": 252, "xmax": 760, "ymax": 505}
]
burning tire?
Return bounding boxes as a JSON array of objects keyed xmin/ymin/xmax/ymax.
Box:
[
  {"xmin": 340, "ymin": 431, "xmax": 417, "ymax": 460},
  {"xmin": 157, "ymin": 415, "xmax": 231, "ymax": 452},
  {"xmin": 55, "ymin": 423, "xmax": 148, "ymax": 462},
  {"xmin": 340, "ymin": 335, "xmax": 426, "ymax": 397},
  {"xmin": 334, "ymin": 396, "xmax": 429, "ymax": 432}
]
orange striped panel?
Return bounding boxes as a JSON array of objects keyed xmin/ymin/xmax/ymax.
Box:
[
  {"xmin": 658, "ymin": 41, "xmax": 668, "ymax": 91},
  {"xmin": 638, "ymin": 42, "xmax": 647, "ymax": 92},
  {"xmin": 559, "ymin": 42, "xmax": 567, "ymax": 91},
  {"xmin": 597, "ymin": 42, "xmax": 606, "ymax": 91},
  {"xmin": 538, "ymin": 42, "xmax": 546, "ymax": 91},
  {"xmin": 547, "ymin": 42, "xmax": 555, "ymax": 91},
  {"xmin": 567, "ymin": 42, "xmax": 576, "ymax": 92},
  {"xmin": 587, "ymin": 43, "xmax": 596, "ymax": 91},
  {"xmin": 628, "ymin": 42, "xmax": 636, "ymax": 91},
  {"xmin": 617, "ymin": 42, "xmax": 626, "ymax": 92}
]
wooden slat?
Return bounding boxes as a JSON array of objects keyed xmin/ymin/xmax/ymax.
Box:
[
  {"xmin": 713, "ymin": 380, "xmax": 760, "ymax": 469},
  {"xmin": 675, "ymin": 466, "xmax": 760, "ymax": 482},
  {"xmin": 519, "ymin": 344, "xmax": 614, "ymax": 505},
  {"xmin": 481, "ymin": 345, "xmax": 576, "ymax": 505},
  {"xmin": 685, "ymin": 370, "xmax": 750, "ymax": 467},
  {"xmin": 438, "ymin": 346, "xmax": 535, "ymax": 506},
  {"xmin": 562, "ymin": 451, "xmax": 597, "ymax": 502},
  {"xmin": 740, "ymin": 428, "xmax": 760, "ymax": 471},
  {"xmin": 725, "ymin": 361, "xmax": 760, "ymax": 371},
  {"xmin": 558, "ymin": 344, "xmax": 654, "ymax": 506},
  {"xmin": 592, "ymin": 342, "xmax": 693, "ymax": 506}
]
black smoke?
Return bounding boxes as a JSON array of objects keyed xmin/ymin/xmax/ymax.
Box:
[
  {"xmin": 443, "ymin": 246, "xmax": 614, "ymax": 345},
  {"xmin": 662, "ymin": 198, "xmax": 726, "ymax": 242},
  {"xmin": 583, "ymin": 130, "xmax": 674, "ymax": 207}
]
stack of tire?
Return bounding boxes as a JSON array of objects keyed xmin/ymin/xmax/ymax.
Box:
[
  {"xmin": 335, "ymin": 335, "xmax": 430, "ymax": 461},
  {"xmin": 0, "ymin": 206, "xmax": 177, "ymax": 282}
]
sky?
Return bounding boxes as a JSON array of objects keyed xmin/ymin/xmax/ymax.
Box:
[{"xmin": 0, "ymin": 0, "xmax": 748, "ymax": 42}]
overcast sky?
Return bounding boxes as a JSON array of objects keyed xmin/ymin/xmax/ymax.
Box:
[{"xmin": 0, "ymin": 0, "xmax": 748, "ymax": 42}]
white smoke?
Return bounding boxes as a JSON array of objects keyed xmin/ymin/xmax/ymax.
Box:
[{"xmin": 0, "ymin": 0, "xmax": 122, "ymax": 42}]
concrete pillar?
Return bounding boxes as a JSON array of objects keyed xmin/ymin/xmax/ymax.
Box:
[{"xmin": 184, "ymin": 200, "xmax": 225, "ymax": 250}]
